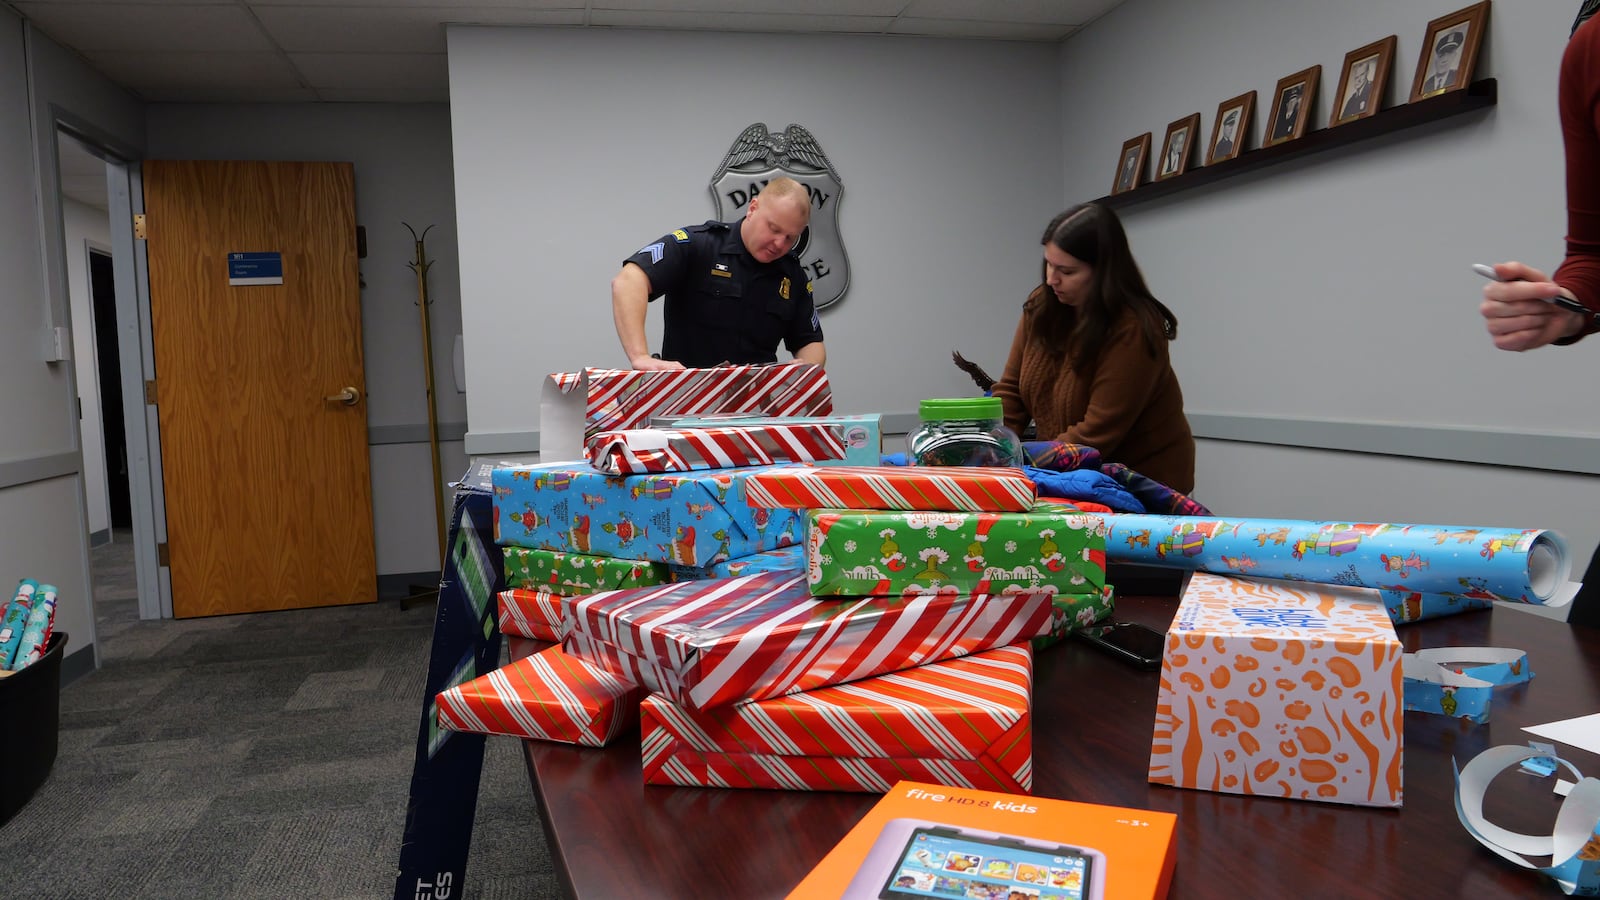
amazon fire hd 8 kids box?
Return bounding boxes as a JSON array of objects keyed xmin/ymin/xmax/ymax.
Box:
[{"xmin": 787, "ymin": 780, "xmax": 1176, "ymax": 900}]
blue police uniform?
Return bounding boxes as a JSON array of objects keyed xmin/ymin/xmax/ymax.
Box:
[{"xmin": 623, "ymin": 219, "xmax": 823, "ymax": 369}]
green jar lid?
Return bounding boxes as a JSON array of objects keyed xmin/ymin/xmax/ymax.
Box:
[{"xmin": 919, "ymin": 397, "xmax": 1003, "ymax": 421}]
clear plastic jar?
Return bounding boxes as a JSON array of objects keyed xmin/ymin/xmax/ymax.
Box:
[{"xmin": 906, "ymin": 397, "xmax": 1024, "ymax": 467}]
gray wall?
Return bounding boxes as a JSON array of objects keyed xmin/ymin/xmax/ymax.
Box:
[
  {"xmin": 447, "ymin": 26, "xmax": 1063, "ymax": 454},
  {"xmin": 145, "ymin": 104, "xmax": 466, "ymax": 576},
  {"xmin": 1058, "ymin": 0, "xmax": 1600, "ymax": 610},
  {"xmin": 1, "ymin": 14, "xmax": 146, "ymax": 668}
]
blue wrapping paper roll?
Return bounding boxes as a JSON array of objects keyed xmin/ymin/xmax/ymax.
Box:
[
  {"xmin": 0, "ymin": 579, "xmax": 38, "ymax": 668},
  {"xmin": 1102, "ymin": 515, "xmax": 1569, "ymax": 605},
  {"xmin": 10, "ymin": 583, "xmax": 57, "ymax": 670}
]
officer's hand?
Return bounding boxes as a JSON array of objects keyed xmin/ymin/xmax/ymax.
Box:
[{"xmin": 630, "ymin": 355, "xmax": 686, "ymax": 371}]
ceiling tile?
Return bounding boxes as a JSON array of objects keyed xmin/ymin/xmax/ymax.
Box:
[
  {"xmin": 587, "ymin": 10, "xmax": 894, "ymax": 33},
  {"xmin": 314, "ymin": 86, "xmax": 451, "ymax": 103},
  {"xmin": 890, "ymin": 17, "xmax": 1074, "ymax": 40},
  {"xmin": 141, "ymin": 84, "xmax": 323, "ymax": 102},
  {"xmin": 248, "ymin": 0, "xmax": 584, "ymax": 6},
  {"xmin": 901, "ymin": 0, "xmax": 1112, "ymax": 25},
  {"xmin": 255, "ymin": 6, "xmax": 583, "ymax": 53},
  {"xmin": 596, "ymin": 0, "xmax": 904, "ymax": 14},
  {"xmin": 287, "ymin": 51, "xmax": 449, "ymax": 91},
  {"xmin": 83, "ymin": 50, "xmax": 306, "ymax": 91},
  {"xmin": 13, "ymin": 3, "xmax": 277, "ymax": 52}
]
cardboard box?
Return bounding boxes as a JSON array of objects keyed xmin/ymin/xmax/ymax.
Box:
[
  {"xmin": 642, "ymin": 643, "xmax": 1032, "ymax": 792},
  {"xmin": 492, "ymin": 462, "xmax": 802, "ymax": 566},
  {"xmin": 787, "ymin": 780, "xmax": 1177, "ymax": 900},
  {"xmin": 434, "ymin": 644, "xmax": 641, "ymax": 747},
  {"xmin": 563, "ymin": 570, "xmax": 1056, "ymax": 710},
  {"xmin": 660, "ymin": 413, "xmax": 883, "ymax": 467},
  {"xmin": 806, "ymin": 506, "xmax": 1106, "ymax": 599},
  {"xmin": 1149, "ymin": 572, "xmax": 1404, "ymax": 807}
]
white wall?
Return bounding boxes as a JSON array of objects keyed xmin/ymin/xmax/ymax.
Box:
[
  {"xmin": 1059, "ymin": 0, "xmax": 1600, "ymax": 604},
  {"xmin": 448, "ymin": 26, "xmax": 1062, "ymax": 451},
  {"xmin": 1, "ymin": 15, "xmax": 146, "ymax": 669},
  {"xmin": 145, "ymin": 103, "xmax": 465, "ymax": 576},
  {"xmin": 63, "ymin": 196, "xmax": 112, "ymax": 539}
]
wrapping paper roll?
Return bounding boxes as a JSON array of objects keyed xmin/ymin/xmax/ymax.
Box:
[
  {"xmin": 1103, "ymin": 515, "xmax": 1570, "ymax": 605},
  {"xmin": 10, "ymin": 583, "xmax": 58, "ymax": 670},
  {"xmin": 0, "ymin": 579, "xmax": 38, "ymax": 668}
]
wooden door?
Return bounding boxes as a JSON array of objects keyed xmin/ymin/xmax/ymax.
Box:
[{"xmin": 143, "ymin": 161, "xmax": 375, "ymax": 617}]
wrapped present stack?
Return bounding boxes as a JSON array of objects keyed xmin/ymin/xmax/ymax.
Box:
[
  {"xmin": 435, "ymin": 364, "xmax": 1097, "ymax": 793},
  {"xmin": 742, "ymin": 464, "xmax": 1117, "ymax": 649}
]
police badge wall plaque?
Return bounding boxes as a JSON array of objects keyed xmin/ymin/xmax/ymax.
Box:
[{"xmin": 710, "ymin": 124, "xmax": 849, "ymax": 310}]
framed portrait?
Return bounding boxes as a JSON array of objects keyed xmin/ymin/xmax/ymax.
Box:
[
  {"xmin": 1156, "ymin": 113, "xmax": 1201, "ymax": 180},
  {"xmin": 1111, "ymin": 132, "xmax": 1151, "ymax": 195},
  {"xmin": 1263, "ymin": 65, "xmax": 1321, "ymax": 147},
  {"xmin": 1205, "ymin": 91, "xmax": 1256, "ymax": 165},
  {"xmin": 1409, "ymin": 2, "xmax": 1490, "ymax": 102},
  {"xmin": 1331, "ymin": 35, "xmax": 1397, "ymax": 126}
]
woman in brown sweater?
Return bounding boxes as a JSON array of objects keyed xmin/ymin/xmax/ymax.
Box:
[{"xmin": 991, "ymin": 203, "xmax": 1196, "ymax": 493}]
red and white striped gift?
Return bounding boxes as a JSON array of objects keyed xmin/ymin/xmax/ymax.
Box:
[
  {"xmin": 641, "ymin": 643, "xmax": 1033, "ymax": 792},
  {"xmin": 560, "ymin": 570, "xmax": 1054, "ymax": 710},
  {"xmin": 744, "ymin": 465, "xmax": 1037, "ymax": 512},
  {"xmin": 497, "ymin": 587, "xmax": 565, "ymax": 641},
  {"xmin": 542, "ymin": 363, "xmax": 833, "ymax": 461},
  {"xmin": 434, "ymin": 645, "xmax": 641, "ymax": 746},
  {"xmin": 586, "ymin": 424, "xmax": 845, "ymax": 475}
]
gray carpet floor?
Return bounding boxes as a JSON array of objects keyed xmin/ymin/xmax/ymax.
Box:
[{"xmin": 0, "ymin": 530, "xmax": 563, "ymax": 899}]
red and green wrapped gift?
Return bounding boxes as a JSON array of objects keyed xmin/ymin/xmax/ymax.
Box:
[
  {"xmin": 498, "ymin": 588, "xmax": 565, "ymax": 641},
  {"xmin": 562, "ymin": 570, "xmax": 1054, "ymax": 710},
  {"xmin": 1033, "ymin": 585, "xmax": 1116, "ymax": 651},
  {"xmin": 641, "ymin": 643, "xmax": 1033, "ymax": 792},
  {"xmin": 743, "ymin": 465, "xmax": 1037, "ymax": 513},
  {"xmin": 805, "ymin": 506, "xmax": 1107, "ymax": 598},
  {"xmin": 586, "ymin": 423, "xmax": 846, "ymax": 475},
  {"xmin": 503, "ymin": 546, "xmax": 673, "ymax": 593},
  {"xmin": 434, "ymin": 645, "xmax": 641, "ymax": 747}
]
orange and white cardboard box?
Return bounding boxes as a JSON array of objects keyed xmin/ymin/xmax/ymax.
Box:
[
  {"xmin": 1148, "ymin": 572, "xmax": 1404, "ymax": 808},
  {"xmin": 788, "ymin": 780, "xmax": 1176, "ymax": 900}
]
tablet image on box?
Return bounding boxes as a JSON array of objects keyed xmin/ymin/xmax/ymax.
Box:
[
  {"xmin": 842, "ymin": 817, "xmax": 1104, "ymax": 900},
  {"xmin": 788, "ymin": 781, "xmax": 1175, "ymax": 900}
]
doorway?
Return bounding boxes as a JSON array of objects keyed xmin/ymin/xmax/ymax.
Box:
[{"xmin": 89, "ymin": 248, "xmax": 131, "ymax": 532}]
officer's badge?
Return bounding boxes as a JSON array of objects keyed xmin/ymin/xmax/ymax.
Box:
[
  {"xmin": 672, "ymin": 229, "xmax": 689, "ymax": 243},
  {"xmin": 711, "ymin": 123, "xmax": 849, "ymax": 310},
  {"xmin": 779, "ymin": 277, "xmax": 790, "ymax": 300}
]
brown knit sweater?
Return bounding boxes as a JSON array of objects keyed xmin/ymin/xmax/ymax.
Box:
[{"xmin": 991, "ymin": 308, "xmax": 1195, "ymax": 494}]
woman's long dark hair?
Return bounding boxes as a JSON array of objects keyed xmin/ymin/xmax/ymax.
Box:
[
  {"xmin": 1023, "ymin": 203, "xmax": 1177, "ymax": 374},
  {"xmin": 1577, "ymin": 0, "xmax": 1600, "ymax": 35}
]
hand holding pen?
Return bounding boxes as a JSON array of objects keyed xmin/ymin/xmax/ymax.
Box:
[{"xmin": 1475, "ymin": 261, "xmax": 1598, "ymax": 352}]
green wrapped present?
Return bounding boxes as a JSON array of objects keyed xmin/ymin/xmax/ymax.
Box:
[
  {"xmin": 805, "ymin": 505, "xmax": 1107, "ymax": 598},
  {"xmin": 504, "ymin": 546, "xmax": 673, "ymax": 595},
  {"xmin": 1032, "ymin": 586, "xmax": 1116, "ymax": 650}
]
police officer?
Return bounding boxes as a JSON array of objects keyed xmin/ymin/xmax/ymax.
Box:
[
  {"xmin": 611, "ymin": 176, "xmax": 827, "ymax": 371},
  {"xmin": 1421, "ymin": 30, "xmax": 1465, "ymax": 95}
]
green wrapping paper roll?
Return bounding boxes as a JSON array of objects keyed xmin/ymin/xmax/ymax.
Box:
[{"xmin": 1102, "ymin": 515, "xmax": 1570, "ymax": 605}]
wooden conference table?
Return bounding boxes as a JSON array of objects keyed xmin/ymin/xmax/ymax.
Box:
[{"xmin": 513, "ymin": 597, "xmax": 1600, "ymax": 899}]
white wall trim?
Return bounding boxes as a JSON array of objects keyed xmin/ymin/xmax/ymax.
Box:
[{"xmin": 0, "ymin": 452, "xmax": 79, "ymax": 489}]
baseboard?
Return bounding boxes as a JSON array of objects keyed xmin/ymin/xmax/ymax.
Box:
[
  {"xmin": 87, "ymin": 528, "xmax": 111, "ymax": 548},
  {"xmin": 378, "ymin": 571, "xmax": 443, "ymax": 601},
  {"xmin": 59, "ymin": 644, "xmax": 96, "ymax": 687}
]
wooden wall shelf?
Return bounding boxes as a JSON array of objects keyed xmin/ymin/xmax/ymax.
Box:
[{"xmin": 1097, "ymin": 78, "xmax": 1497, "ymax": 210}]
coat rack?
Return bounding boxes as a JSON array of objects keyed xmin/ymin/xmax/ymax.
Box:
[{"xmin": 402, "ymin": 222, "xmax": 446, "ymax": 609}]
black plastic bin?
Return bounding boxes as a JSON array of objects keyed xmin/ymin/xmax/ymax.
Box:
[{"xmin": 0, "ymin": 632, "xmax": 67, "ymax": 828}]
